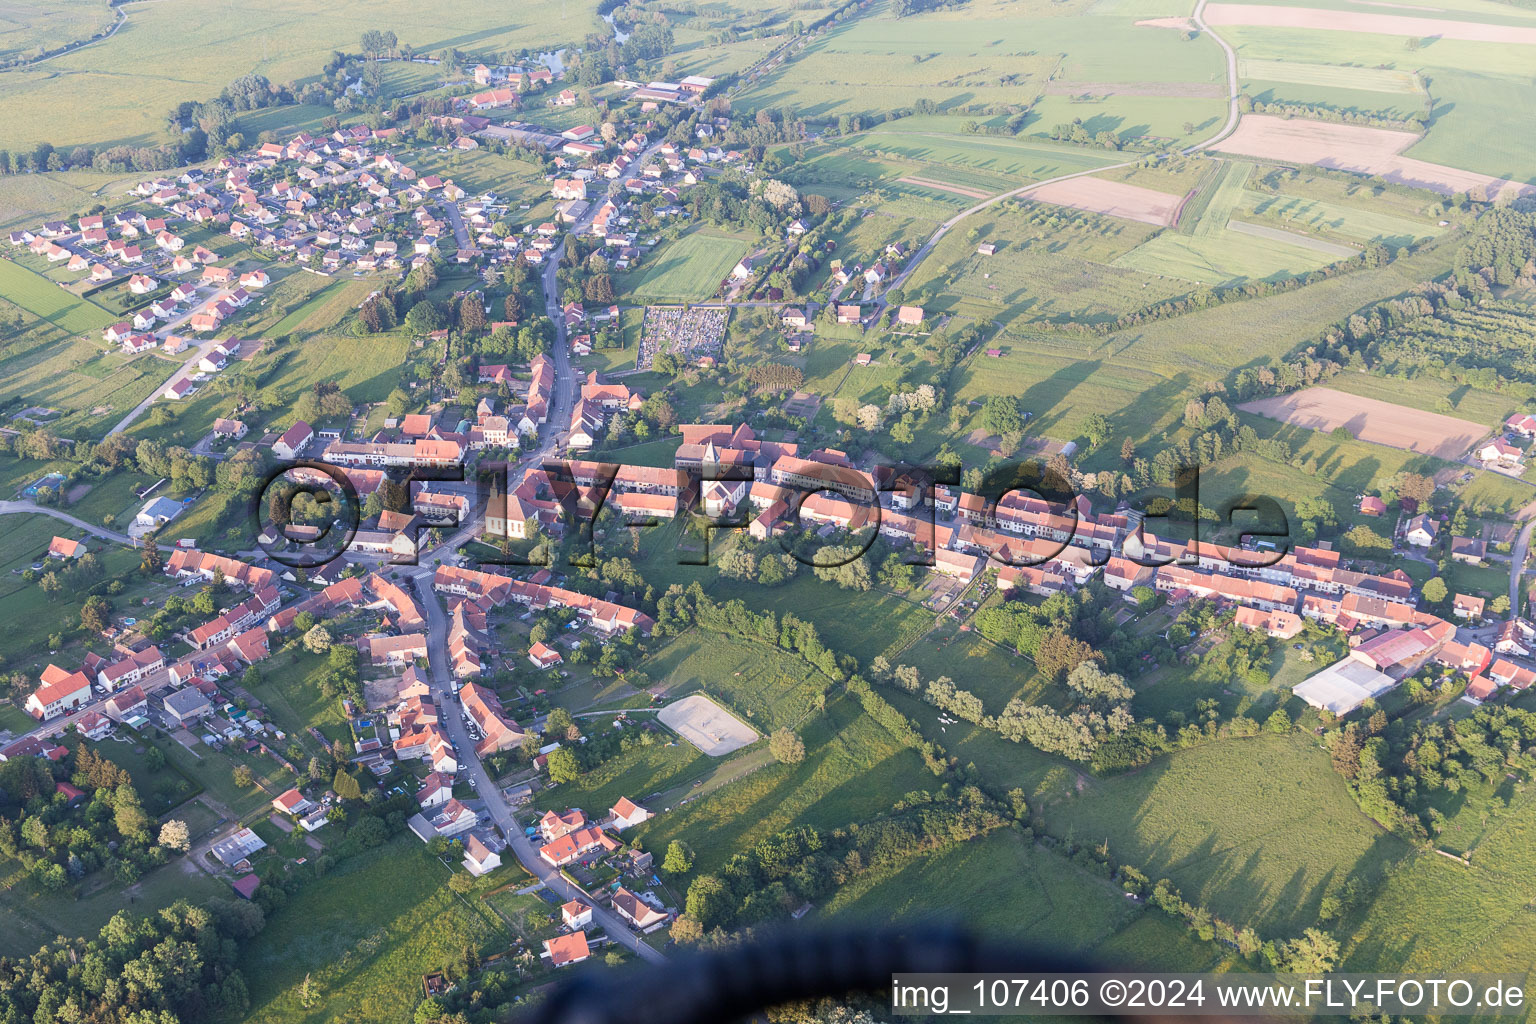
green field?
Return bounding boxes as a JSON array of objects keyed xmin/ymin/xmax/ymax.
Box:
[
  {"xmin": 1405, "ymin": 69, "xmax": 1536, "ymax": 185},
  {"xmin": 0, "ymin": 0, "xmax": 588, "ymax": 150},
  {"xmin": 1237, "ymin": 58, "xmax": 1421, "ymax": 95},
  {"xmin": 0, "ymin": 258, "xmax": 115, "ymax": 334},
  {"xmin": 645, "ymin": 631, "xmax": 829, "ymax": 731},
  {"xmin": 738, "ymin": 0, "xmax": 1227, "ymax": 120},
  {"xmin": 241, "ymin": 838, "xmax": 508, "ymax": 1024},
  {"xmin": 0, "ymin": 856, "xmax": 226, "ymax": 959},
  {"xmin": 1240, "ymin": 190, "xmax": 1443, "ymax": 246},
  {"xmin": 621, "ymin": 231, "xmax": 750, "ymax": 302},
  {"xmin": 0, "ymin": 0, "xmax": 115, "ymax": 64},
  {"xmin": 824, "ymin": 829, "xmax": 1139, "ymax": 950},
  {"xmin": 852, "ymin": 128, "xmax": 1118, "ymax": 185},
  {"xmin": 630, "ymin": 691, "xmax": 935, "ymax": 874},
  {"xmin": 900, "ymin": 200, "xmax": 1188, "ymax": 327},
  {"xmin": 1047, "ymin": 732, "xmax": 1412, "ymax": 935}
]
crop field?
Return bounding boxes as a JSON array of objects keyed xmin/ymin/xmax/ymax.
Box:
[
  {"xmin": 629, "ymin": 692, "xmax": 934, "ymax": 874},
  {"xmin": 0, "ymin": 0, "xmax": 115, "ymax": 63},
  {"xmin": 0, "ymin": 258, "xmax": 114, "ymax": 334},
  {"xmin": 1401, "ymin": 70, "xmax": 1536, "ymax": 185},
  {"xmin": 734, "ymin": 43, "xmax": 1059, "ymax": 117},
  {"xmin": 1047, "ymin": 732, "xmax": 1412, "ymax": 935},
  {"xmin": 1238, "ymin": 386, "xmax": 1486, "ymax": 459},
  {"xmin": 1237, "ymin": 57, "xmax": 1420, "ymax": 94},
  {"xmin": 1027, "ymin": 176, "xmax": 1186, "ymax": 226},
  {"xmin": 1214, "ymin": 113, "xmax": 1534, "ymax": 200},
  {"xmin": 620, "ymin": 231, "xmax": 749, "ymax": 302},
  {"xmin": 1204, "ymin": 3, "xmax": 1536, "ymax": 44},
  {"xmin": 0, "ymin": 0, "xmax": 585, "ymax": 150}
]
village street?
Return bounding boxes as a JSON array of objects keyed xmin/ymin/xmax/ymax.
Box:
[{"xmin": 406, "ymin": 571, "xmax": 666, "ymax": 964}]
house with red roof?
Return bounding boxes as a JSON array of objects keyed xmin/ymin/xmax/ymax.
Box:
[
  {"xmin": 528, "ymin": 640, "xmax": 563, "ymax": 669},
  {"xmin": 26, "ymin": 665, "xmax": 92, "ymax": 720},
  {"xmin": 272, "ymin": 788, "xmax": 315, "ymax": 816},
  {"xmin": 544, "ymin": 931, "xmax": 590, "ymax": 967},
  {"xmin": 47, "ymin": 536, "xmax": 85, "ymax": 560},
  {"xmin": 538, "ymin": 825, "xmax": 620, "ymax": 867},
  {"xmin": 607, "ymin": 797, "xmax": 650, "ymax": 831}
]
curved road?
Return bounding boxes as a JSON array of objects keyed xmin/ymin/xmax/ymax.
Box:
[{"xmin": 0, "ymin": 499, "xmax": 171, "ymax": 549}]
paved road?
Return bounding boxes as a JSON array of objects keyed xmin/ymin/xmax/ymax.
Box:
[
  {"xmin": 1187, "ymin": 0, "xmax": 1242, "ymax": 154},
  {"xmin": 108, "ymin": 333, "xmax": 230, "ymax": 435},
  {"xmin": 0, "ymin": 499, "xmax": 171, "ymax": 548},
  {"xmin": 1510, "ymin": 520, "xmax": 1534, "ymax": 614},
  {"xmin": 442, "ymin": 202, "xmax": 472, "ymax": 250},
  {"xmin": 407, "ymin": 571, "xmax": 664, "ymax": 963}
]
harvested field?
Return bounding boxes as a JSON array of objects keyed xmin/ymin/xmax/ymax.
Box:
[
  {"xmin": 1238, "ymin": 387, "xmax": 1485, "ymax": 459},
  {"xmin": 897, "ymin": 176, "xmax": 993, "ymax": 200},
  {"xmin": 1212, "ymin": 115, "xmax": 1536, "ymax": 200},
  {"xmin": 1135, "ymin": 16, "xmax": 1196, "ymax": 29},
  {"xmin": 658, "ymin": 694, "xmax": 760, "ymax": 756},
  {"xmin": 1203, "ymin": 3, "xmax": 1536, "ymax": 43},
  {"xmin": 1025, "ymin": 176, "xmax": 1186, "ymax": 227}
]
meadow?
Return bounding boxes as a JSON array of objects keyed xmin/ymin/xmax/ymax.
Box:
[
  {"xmin": 850, "ymin": 128, "xmax": 1118, "ymax": 187},
  {"xmin": 240, "ymin": 838, "xmax": 509, "ymax": 1024},
  {"xmin": 823, "ymin": 828, "xmax": 1140, "ymax": 951},
  {"xmin": 629, "ymin": 692, "xmax": 935, "ymax": 874},
  {"xmin": 1046, "ymin": 732, "xmax": 1412, "ymax": 936},
  {"xmin": 644, "ymin": 630, "xmax": 830, "ymax": 731},
  {"xmin": 899, "ymin": 201, "xmax": 1190, "ymax": 327},
  {"xmin": 1344, "ymin": 780, "xmax": 1536, "ymax": 975},
  {"xmin": 0, "ymin": 856, "xmax": 225, "ymax": 959},
  {"xmin": 1237, "ymin": 58, "xmax": 1421, "ymax": 95},
  {"xmin": 0, "ymin": 0, "xmax": 590, "ymax": 150},
  {"xmin": 737, "ymin": 0, "xmax": 1227, "ymax": 120},
  {"xmin": 0, "ymin": 0, "xmax": 115, "ymax": 64},
  {"xmin": 0, "ymin": 258, "xmax": 115, "ymax": 334},
  {"xmin": 619, "ymin": 230, "xmax": 750, "ymax": 303}
]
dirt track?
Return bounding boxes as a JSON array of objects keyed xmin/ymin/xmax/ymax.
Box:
[{"xmin": 1237, "ymin": 387, "xmax": 1487, "ymax": 459}]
